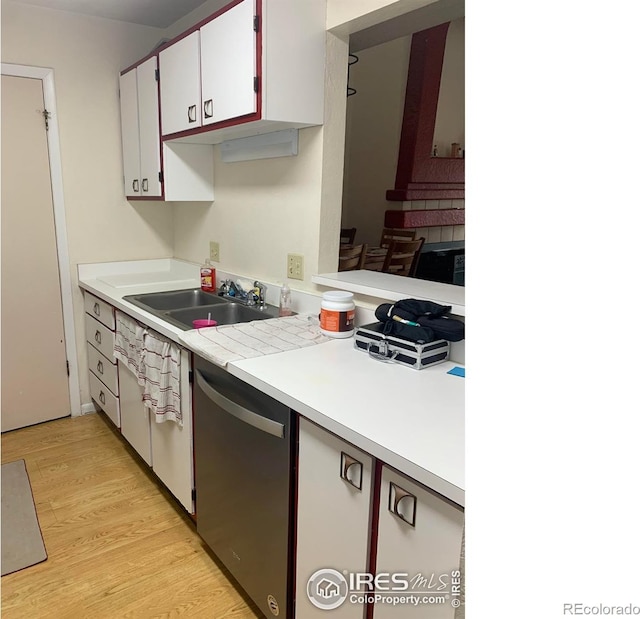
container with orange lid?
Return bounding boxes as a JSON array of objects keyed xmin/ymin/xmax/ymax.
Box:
[{"xmin": 319, "ymin": 291, "xmax": 355, "ymax": 338}]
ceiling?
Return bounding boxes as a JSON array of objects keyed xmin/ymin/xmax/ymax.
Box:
[
  {"xmin": 7, "ymin": 0, "xmax": 464, "ymax": 44},
  {"xmin": 7, "ymin": 0, "xmax": 213, "ymax": 28}
]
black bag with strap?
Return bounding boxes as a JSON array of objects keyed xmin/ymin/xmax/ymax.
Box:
[{"xmin": 374, "ymin": 299, "xmax": 465, "ymax": 343}]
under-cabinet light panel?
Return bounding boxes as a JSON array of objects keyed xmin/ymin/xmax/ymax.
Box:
[{"xmin": 220, "ymin": 129, "xmax": 298, "ymax": 163}]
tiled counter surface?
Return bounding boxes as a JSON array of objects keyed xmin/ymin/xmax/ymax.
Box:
[{"xmin": 78, "ymin": 259, "xmax": 464, "ymax": 506}]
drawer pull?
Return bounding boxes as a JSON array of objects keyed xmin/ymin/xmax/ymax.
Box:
[
  {"xmin": 142, "ymin": 178, "xmax": 148, "ymax": 192},
  {"xmin": 99, "ymin": 391, "xmax": 106, "ymax": 405},
  {"xmin": 94, "ymin": 330, "xmax": 102, "ymax": 345},
  {"xmin": 203, "ymin": 99, "xmax": 213, "ymax": 118},
  {"xmin": 93, "ymin": 302, "xmax": 100, "ymax": 316},
  {"xmin": 389, "ymin": 482, "xmax": 416, "ymax": 527},
  {"xmin": 97, "ymin": 360, "xmax": 104, "ymax": 375},
  {"xmin": 188, "ymin": 105, "xmax": 197, "ymax": 123},
  {"xmin": 132, "ymin": 179, "xmax": 140, "ymax": 192},
  {"xmin": 340, "ymin": 452, "xmax": 363, "ymax": 490}
]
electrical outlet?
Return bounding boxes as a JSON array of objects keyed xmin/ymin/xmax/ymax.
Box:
[
  {"xmin": 287, "ymin": 253, "xmax": 304, "ymax": 280},
  {"xmin": 209, "ymin": 241, "xmax": 220, "ymax": 262}
]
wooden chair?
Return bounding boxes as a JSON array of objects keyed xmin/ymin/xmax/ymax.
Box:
[
  {"xmin": 381, "ymin": 237, "xmax": 425, "ymax": 277},
  {"xmin": 340, "ymin": 227, "xmax": 357, "ymax": 245},
  {"xmin": 379, "ymin": 227, "xmax": 416, "ymax": 248},
  {"xmin": 339, "ymin": 243, "xmax": 368, "ymax": 271}
]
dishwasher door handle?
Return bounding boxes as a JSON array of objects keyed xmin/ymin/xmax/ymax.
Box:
[{"xmin": 195, "ymin": 370, "xmax": 285, "ymax": 439}]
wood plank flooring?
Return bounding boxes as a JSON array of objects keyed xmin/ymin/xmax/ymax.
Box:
[{"xmin": 1, "ymin": 412, "xmax": 262, "ymax": 618}]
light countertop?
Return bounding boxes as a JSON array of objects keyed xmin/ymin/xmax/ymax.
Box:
[
  {"xmin": 78, "ymin": 259, "xmax": 464, "ymax": 506},
  {"xmin": 313, "ymin": 270, "xmax": 465, "ymax": 316}
]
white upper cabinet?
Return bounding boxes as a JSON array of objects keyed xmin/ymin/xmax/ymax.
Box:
[
  {"xmin": 119, "ymin": 66, "xmax": 142, "ymax": 196},
  {"xmin": 119, "ymin": 53, "xmax": 214, "ymax": 202},
  {"xmin": 137, "ymin": 58, "xmax": 162, "ymax": 196},
  {"xmin": 200, "ymin": 0, "xmax": 256, "ymax": 126},
  {"xmin": 158, "ymin": 0, "xmax": 325, "ymax": 144},
  {"xmin": 158, "ymin": 31, "xmax": 201, "ymax": 136},
  {"xmin": 119, "ymin": 57, "xmax": 161, "ymax": 198}
]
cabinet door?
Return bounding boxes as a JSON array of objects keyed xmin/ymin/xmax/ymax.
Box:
[
  {"xmin": 296, "ymin": 418, "xmax": 372, "ymax": 619},
  {"xmin": 119, "ymin": 363, "xmax": 152, "ymax": 466},
  {"xmin": 136, "ymin": 56, "xmax": 162, "ymax": 197},
  {"xmin": 149, "ymin": 348, "xmax": 193, "ymax": 513},
  {"xmin": 119, "ymin": 68, "xmax": 141, "ymax": 196},
  {"xmin": 159, "ymin": 31, "xmax": 201, "ymax": 136},
  {"xmin": 200, "ymin": 0, "xmax": 257, "ymax": 126},
  {"xmin": 373, "ymin": 467, "xmax": 464, "ymax": 619}
]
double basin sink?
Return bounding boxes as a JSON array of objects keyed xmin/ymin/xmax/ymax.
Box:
[{"xmin": 123, "ymin": 288, "xmax": 282, "ymax": 331}]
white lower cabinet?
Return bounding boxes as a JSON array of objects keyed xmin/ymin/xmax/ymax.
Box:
[
  {"xmin": 149, "ymin": 348, "xmax": 193, "ymax": 513},
  {"xmin": 116, "ymin": 347, "xmax": 194, "ymax": 514},
  {"xmin": 295, "ymin": 419, "xmax": 464, "ymax": 619},
  {"xmin": 373, "ymin": 467, "xmax": 464, "ymax": 619},
  {"xmin": 118, "ymin": 363, "xmax": 151, "ymax": 466},
  {"xmin": 296, "ymin": 418, "xmax": 373, "ymax": 619}
]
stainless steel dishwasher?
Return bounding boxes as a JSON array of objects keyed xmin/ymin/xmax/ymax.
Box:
[{"xmin": 193, "ymin": 355, "xmax": 295, "ymax": 619}]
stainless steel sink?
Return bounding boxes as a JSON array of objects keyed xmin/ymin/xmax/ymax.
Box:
[
  {"xmin": 166, "ymin": 303, "xmax": 277, "ymax": 328},
  {"xmin": 124, "ymin": 288, "xmax": 227, "ymax": 311},
  {"xmin": 122, "ymin": 288, "xmax": 282, "ymax": 330}
]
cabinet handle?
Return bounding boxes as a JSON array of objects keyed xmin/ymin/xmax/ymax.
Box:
[
  {"xmin": 132, "ymin": 179, "xmax": 140, "ymax": 192},
  {"xmin": 188, "ymin": 105, "xmax": 197, "ymax": 123},
  {"xmin": 94, "ymin": 330, "xmax": 102, "ymax": 345},
  {"xmin": 389, "ymin": 482, "xmax": 417, "ymax": 527},
  {"xmin": 93, "ymin": 302, "xmax": 100, "ymax": 316},
  {"xmin": 99, "ymin": 391, "xmax": 106, "ymax": 405},
  {"xmin": 97, "ymin": 360, "xmax": 104, "ymax": 375},
  {"xmin": 340, "ymin": 452, "xmax": 363, "ymax": 490},
  {"xmin": 203, "ymin": 99, "xmax": 213, "ymax": 118},
  {"xmin": 142, "ymin": 178, "xmax": 148, "ymax": 192}
]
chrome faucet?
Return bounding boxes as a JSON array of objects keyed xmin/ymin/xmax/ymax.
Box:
[
  {"xmin": 217, "ymin": 279, "xmax": 267, "ymax": 308},
  {"xmin": 253, "ymin": 281, "xmax": 267, "ymax": 308}
]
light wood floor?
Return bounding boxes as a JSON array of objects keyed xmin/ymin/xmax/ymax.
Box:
[{"xmin": 1, "ymin": 412, "xmax": 262, "ymax": 619}]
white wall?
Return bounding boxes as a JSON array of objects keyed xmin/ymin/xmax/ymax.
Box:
[
  {"xmin": 342, "ymin": 17, "xmax": 465, "ymax": 249},
  {"xmin": 1, "ymin": 1, "xmax": 175, "ymax": 406},
  {"xmin": 433, "ymin": 17, "xmax": 465, "ymax": 155},
  {"xmin": 342, "ymin": 36, "xmax": 411, "ymax": 247}
]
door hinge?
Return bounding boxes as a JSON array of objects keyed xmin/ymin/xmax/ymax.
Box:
[
  {"xmin": 41, "ymin": 108, "xmax": 51, "ymax": 131},
  {"xmin": 66, "ymin": 360, "xmax": 70, "ymax": 376},
  {"xmin": 188, "ymin": 370, "xmax": 194, "ymax": 384},
  {"xmin": 159, "ymin": 171, "xmax": 164, "ymax": 184},
  {"xmin": 191, "ymin": 488, "xmax": 196, "ymax": 501},
  {"xmin": 253, "ymin": 14, "xmax": 260, "ymax": 32},
  {"xmin": 155, "ymin": 69, "xmax": 159, "ymax": 81},
  {"xmin": 253, "ymin": 76, "xmax": 260, "ymax": 93}
]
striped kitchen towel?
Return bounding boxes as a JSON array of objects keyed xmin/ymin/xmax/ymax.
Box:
[
  {"xmin": 114, "ymin": 310, "xmax": 146, "ymax": 373},
  {"xmin": 138, "ymin": 329, "xmax": 182, "ymax": 426}
]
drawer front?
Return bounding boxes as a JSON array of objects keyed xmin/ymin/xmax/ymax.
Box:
[
  {"xmin": 87, "ymin": 345, "xmax": 118, "ymax": 396},
  {"xmin": 85, "ymin": 314, "xmax": 116, "ymax": 361},
  {"xmin": 84, "ymin": 292, "xmax": 115, "ymax": 330},
  {"xmin": 89, "ymin": 372, "xmax": 120, "ymax": 428}
]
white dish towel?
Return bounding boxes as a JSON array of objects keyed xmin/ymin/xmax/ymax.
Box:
[
  {"xmin": 114, "ymin": 311, "xmax": 145, "ymax": 374},
  {"xmin": 138, "ymin": 330, "xmax": 182, "ymax": 427},
  {"xmin": 114, "ymin": 310, "xmax": 182, "ymax": 426}
]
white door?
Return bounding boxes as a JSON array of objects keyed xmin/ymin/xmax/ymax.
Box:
[
  {"xmin": 373, "ymin": 467, "xmax": 464, "ymax": 619},
  {"xmin": 296, "ymin": 418, "xmax": 373, "ymax": 619},
  {"xmin": 200, "ymin": 0, "xmax": 257, "ymax": 125},
  {"xmin": 159, "ymin": 31, "xmax": 201, "ymax": 136},
  {"xmin": 1, "ymin": 75, "xmax": 71, "ymax": 431},
  {"xmin": 119, "ymin": 67, "xmax": 141, "ymax": 196},
  {"xmin": 137, "ymin": 57, "xmax": 162, "ymax": 197}
]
